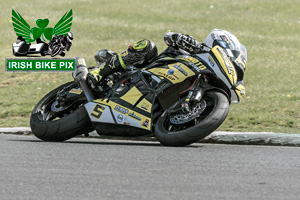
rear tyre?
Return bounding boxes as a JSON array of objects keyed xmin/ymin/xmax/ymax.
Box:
[
  {"xmin": 155, "ymin": 91, "xmax": 229, "ymax": 146},
  {"xmin": 30, "ymin": 82, "xmax": 93, "ymax": 141}
]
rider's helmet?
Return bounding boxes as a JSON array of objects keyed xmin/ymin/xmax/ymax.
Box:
[
  {"xmin": 204, "ymin": 29, "xmax": 247, "ymax": 81},
  {"xmin": 124, "ymin": 39, "xmax": 158, "ymax": 67}
]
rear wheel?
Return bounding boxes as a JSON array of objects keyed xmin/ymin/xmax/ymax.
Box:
[
  {"xmin": 30, "ymin": 82, "xmax": 93, "ymax": 141},
  {"xmin": 155, "ymin": 91, "xmax": 229, "ymax": 146}
]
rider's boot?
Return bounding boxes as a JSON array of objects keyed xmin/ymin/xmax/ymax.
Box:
[{"xmin": 87, "ymin": 52, "xmax": 127, "ymax": 86}]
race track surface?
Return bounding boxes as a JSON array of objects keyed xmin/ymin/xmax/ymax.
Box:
[{"xmin": 1, "ymin": 134, "xmax": 300, "ymax": 200}]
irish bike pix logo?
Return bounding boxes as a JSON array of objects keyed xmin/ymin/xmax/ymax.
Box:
[{"xmin": 6, "ymin": 9, "xmax": 75, "ymax": 72}]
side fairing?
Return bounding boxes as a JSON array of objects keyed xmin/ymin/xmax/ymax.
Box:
[{"xmin": 85, "ymin": 98, "xmax": 151, "ymax": 131}]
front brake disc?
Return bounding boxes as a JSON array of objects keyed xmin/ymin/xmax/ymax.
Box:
[{"xmin": 170, "ymin": 100, "xmax": 206, "ymax": 124}]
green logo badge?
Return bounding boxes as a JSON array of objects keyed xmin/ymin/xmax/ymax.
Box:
[
  {"xmin": 12, "ymin": 9, "xmax": 73, "ymax": 43},
  {"xmin": 7, "ymin": 9, "xmax": 75, "ymax": 72}
]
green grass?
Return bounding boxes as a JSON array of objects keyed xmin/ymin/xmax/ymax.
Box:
[{"xmin": 1, "ymin": 0, "xmax": 299, "ymax": 133}]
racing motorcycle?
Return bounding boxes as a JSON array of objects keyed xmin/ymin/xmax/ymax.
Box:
[{"xmin": 30, "ymin": 41, "xmax": 246, "ymax": 146}]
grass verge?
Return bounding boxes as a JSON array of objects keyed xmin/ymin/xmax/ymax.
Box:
[{"xmin": 1, "ymin": 0, "xmax": 299, "ymax": 133}]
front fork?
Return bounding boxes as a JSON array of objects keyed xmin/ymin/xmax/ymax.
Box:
[
  {"xmin": 79, "ymin": 80, "xmax": 95, "ymax": 102},
  {"xmin": 74, "ymin": 57, "xmax": 96, "ymax": 102},
  {"xmin": 182, "ymin": 74, "xmax": 203, "ymax": 112}
]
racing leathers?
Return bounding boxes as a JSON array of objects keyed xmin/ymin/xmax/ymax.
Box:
[{"xmin": 73, "ymin": 32, "xmax": 202, "ymax": 86}]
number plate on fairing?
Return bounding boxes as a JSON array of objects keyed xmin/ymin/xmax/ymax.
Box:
[
  {"xmin": 85, "ymin": 102, "xmax": 114, "ymax": 123},
  {"xmin": 84, "ymin": 101, "xmax": 151, "ymax": 131}
]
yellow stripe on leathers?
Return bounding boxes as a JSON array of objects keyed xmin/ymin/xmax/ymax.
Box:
[
  {"xmin": 148, "ymin": 63, "xmax": 195, "ymax": 84},
  {"xmin": 120, "ymin": 86, "xmax": 143, "ymax": 105},
  {"xmin": 212, "ymin": 46, "xmax": 237, "ymax": 85}
]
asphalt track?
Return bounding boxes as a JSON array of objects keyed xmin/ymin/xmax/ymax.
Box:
[{"xmin": 1, "ymin": 134, "xmax": 300, "ymax": 200}]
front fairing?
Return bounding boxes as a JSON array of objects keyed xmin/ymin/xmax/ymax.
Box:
[
  {"xmin": 198, "ymin": 45, "xmax": 246, "ymax": 103},
  {"xmin": 145, "ymin": 48, "xmax": 245, "ymax": 103}
]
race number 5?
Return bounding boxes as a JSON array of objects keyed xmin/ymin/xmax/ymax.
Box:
[{"xmin": 91, "ymin": 104, "xmax": 105, "ymax": 119}]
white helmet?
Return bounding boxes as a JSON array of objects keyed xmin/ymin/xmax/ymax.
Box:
[
  {"xmin": 67, "ymin": 32, "xmax": 74, "ymax": 42},
  {"xmin": 204, "ymin": 29, "xmax": 247, "ymax": 80}
]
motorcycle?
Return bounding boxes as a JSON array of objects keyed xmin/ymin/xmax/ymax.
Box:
[
  {"xmin": 48, "ymin": 35, "xmax": 71, "ymax": 57},
  {"xmin": 30, "ymin": 41, "xmax": 246, "ymax": 146}
]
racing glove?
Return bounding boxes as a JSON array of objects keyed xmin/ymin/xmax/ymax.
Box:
[{"xmin": 164, "ymin": 32, "xmax": 202, "ymax": 54}]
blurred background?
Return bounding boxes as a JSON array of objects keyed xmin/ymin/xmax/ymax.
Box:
[{"xmin": 1, "ymin": 0, "xmax": 299, "ymax": 133}]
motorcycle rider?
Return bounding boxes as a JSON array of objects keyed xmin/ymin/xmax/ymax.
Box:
[
  {"xmin": 48, "ymin": 32, "xmax": 74, "ymax": 57},
  {"xmin": 74, "ymin": 29, "xmax": 246, "ymax": 87}
]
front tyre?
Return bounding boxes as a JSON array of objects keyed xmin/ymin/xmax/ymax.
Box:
[
  {"xmin": 155, "ymin": 91, "xmax": 229, "ymax": 146},
  {"xmin": 30, "ymin": 82, "xmax": 93, "ymax": 142},
  {"xmin": 50, "ymin": 46, "xmax": 60, "ymax": 57}
]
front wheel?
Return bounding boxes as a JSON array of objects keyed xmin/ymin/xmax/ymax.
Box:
[
  {"xmin": 155, "ymin": 91, "xmax": 229, "ymax": 146},
  {"xmin": 50, "ymin": 45, "xmax": 61, "ymax": 57},
  {"xmin": 30, "ymin": 81, "xmax": 93, "ymax": 141}
]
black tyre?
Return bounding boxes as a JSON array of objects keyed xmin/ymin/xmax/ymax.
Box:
[
  {"xmin": 155, "ymin": 91, "xmax": 229, "ymax": 146},
  {"xmin": 51, "ymin": 46, "xmax": 60, "ymax": 57},
  {"xmin": 30, "ymin": 82, "xmax": 93, "ymax": 141}
]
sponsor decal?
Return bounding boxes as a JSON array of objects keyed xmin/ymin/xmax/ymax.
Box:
[
  {"xmin": 167, "ymin": 68, "xmax": 174, "ymax": 75},
  {"xmin": 117, "ymin": 114, "xmax": 124, "ymax": 122},
  {"xmin": 180, "ymin": 57, "xmax": 206, "ymax": 72},
  {"xmin": 173, "ymin": 64, "xmax": 187, "ymax": 76},
  {"xmin": 190, "ymin": 64, "xmax": 201, "ymax": 72},
  {"xmin": 158, "ymin": 71, "xmax": 175, "ymax": 81},
  {"xmin": 217, "ymin": 47, "xmax": 234, "ymax": 74},
  {"xmin": 220, "ymin": 35, "xmax": 229, "ymax": 43},
  {"xmin": 208, "ymin": 56, "xmax": 215, "ymax": 67},
  {"xmin": 142, "ymin": 119, "xmax": 149, "ymax": 127},
  {"xmin": 132, "ymin": 39, "xmax": 147, "ymax": 50},
  {"xmin": 121, "ymin": 116, "xmax": 130, "ymax": 125},
  {"xmin": 136, "ymin": 99, "xmax": 152, "ymax": 113},
  {"xmin": 128, "ymin": 112, "xmax": 141, "ymax": 121},
  {"xmin": 141, "ymin": 103, "xmax": 150, "ymax": 111},
  {"xmin": 114, "ymin": 105, "xmax": 129, "ymax": 114},
  {"xmin": 69, "ymin": 88, "xmax": 83, "ymax": 94},
  {"xmin": 167, "ymin": 69, "xmax": 179, "ymax": 79}
]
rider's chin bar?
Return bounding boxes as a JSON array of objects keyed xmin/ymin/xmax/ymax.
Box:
[{"xmin": 5, "ymin": 58, "xmax": 75, "ymax": 72}]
